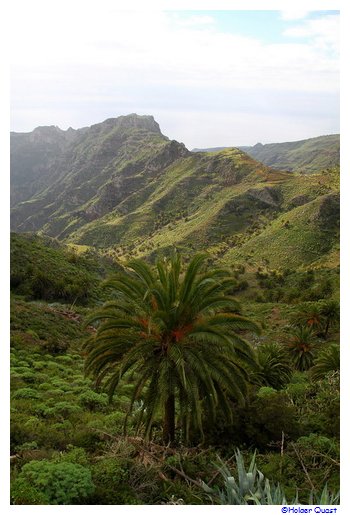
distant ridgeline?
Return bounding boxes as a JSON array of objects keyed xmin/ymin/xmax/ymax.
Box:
[
  {"xmin": 11, "ymin": 115, "xmax": 339, "ymax": 270},
  {"xmin": 193, "ymin": 134, "xmax": 340, "ymax": 174}
]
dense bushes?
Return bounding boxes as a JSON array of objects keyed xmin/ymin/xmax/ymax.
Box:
[
  {"xmin": 10, "ymin": 251, "xmax": 340, "ymax": 505},
  {"xmin": 11, "ymin": 460, "xmax": 95, "ymax": 505}
]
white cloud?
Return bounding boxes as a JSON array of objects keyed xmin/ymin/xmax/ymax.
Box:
[
  {"xmin": 170, "ymin": 14, "xmax": 216, "ymax": 27},
  {"xmin": 283, "ymin": 14, "xmax": 339, "ymax": 53},
  {"xmin": 280, "ymin": 10, "xmax": 310, "ymax": 21},
  {"xmin": 10, "ymin": 9, "xmax": 339, "ymax": 93},
  {"xmin": 9, "ymin": 5, "xmax": 339, "ymax": 145}
]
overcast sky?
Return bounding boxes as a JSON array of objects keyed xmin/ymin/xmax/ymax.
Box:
[{"xmin": 10, "ymin": 4, "xmax": 339, "ymax": 148}]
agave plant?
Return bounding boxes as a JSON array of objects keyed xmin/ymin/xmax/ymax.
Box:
[
  {"xmin": 309, "ymin": 484, "xmax": 340, "ymax": 505},
  {"xmin": 201, "ymin": 449, "xmax": 339, "ymax": 505},
  {"xmin": 201, "ymin": 449, "xmax": 293, "ymax": 505}
]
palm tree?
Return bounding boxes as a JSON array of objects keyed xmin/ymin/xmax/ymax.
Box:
[
  {"xmin": 83, "ymin": 253, "xmax": 260, "ymax": 444},
  {"xmin": 289, "ymin": 303, "xmax": 324, "ymax": 333},
  {"xmin": 255, "ymin": 342, "xmax": 293, "ymax": 389},
  {"xmin": 284, "ymin": 326, "xmax": 316, "ymax": 371},
  {"xmin": 319, "ymin": 300, "xmax": 340, "ymax": 338},
  {"xmin": 310, "ymin": 344, "xmax": 340, "ymax": 381}
]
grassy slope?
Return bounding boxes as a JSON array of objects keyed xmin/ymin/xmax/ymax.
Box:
[
  {"xmin": 10, "ymin": 233, "xmax": 119, "ymax": 304},
  {"xmin": 67, "ymin": 150, "xmax": 290, "ymax": 256},
  {"xmin": 219, "ymin": 167, "xmax": 339, "ymax": 269},
  {"xmin": 67, "ymin": 164, "xmax": 339, "ymax": 272},
  {"xmin": 240, "ymin": 134, "xmax": 340, "ymax": 173},
  {"xmin": 221, "ymin": 195, "xmax": 337, "ymax": 268}
]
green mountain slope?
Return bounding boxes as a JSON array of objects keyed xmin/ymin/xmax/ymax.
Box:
[
  {"xmin": 238, "ymin": 134, "xmax": 340, "ymax": 173},
  {"xmin": 220, "ymin": 192, "xmax": 339, "ymax": 269},
  {"xmin": 10, "ymin": 232, "xmax": 119, "ymax": 304},
  {"xmin": 10, "ymin": 125, "xmax": 86, "ymax": 207},
  {"xmin": 11, "ymin": 114, "xmax": 187, "ymax": 235},
  {"xmin": 194, "ymin": 134, "xmax": 339, "ymax": 174},
  {"xmin": 11, "ymin": 115, "xmax": 339, "ymax": 270}
]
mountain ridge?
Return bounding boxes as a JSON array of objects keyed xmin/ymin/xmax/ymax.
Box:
[
  {"xmin": 193, "ymin": 134, "xmax": 340, "ymax": 174},
  {"xmin": 10, "ymin": 114, "xmax": 339, "ymax": 270}
]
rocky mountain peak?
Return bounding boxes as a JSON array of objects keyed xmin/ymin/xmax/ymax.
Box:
[{"xmin": 92, "ymin": 113, "xmax": 162, "ymax": 135}]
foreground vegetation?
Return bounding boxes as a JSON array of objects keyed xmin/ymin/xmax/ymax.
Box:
[{"xmin": 10, "ymin": 238, "xmax": 340, "ymax": 505}]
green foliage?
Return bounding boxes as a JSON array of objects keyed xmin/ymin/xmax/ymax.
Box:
[
  {"xmin": 319, "ymin": 299, "xmax": 340, "ymax": 337},
  {"xmin": 201, "ymin": 449, "xmax": 339, "ymax": 505},
  {"xmin": 10, "ymin": 233, "xmax": 102, "ymax": 304},
  {"xmin": 54, "ymin": 446, "xmax": 90, "ymax": 466},
  {"xmin": 10, "ymin": 234, "xmax": 119, "ymax": 314},
  {"xmin": 310, "ymin": 343, "xmax": 340, "ymax": 380},
  {"xmin": 202, "ymin": 450, "xmax": 292, "ymax": 505},
  {"xmin": 90, "ymin": 457, "xmax": 140, "ymax": 504},
  {"xmin": 11, "ymin": 460, "xmax": 95, "ymax": 505},
  {"xmin": 243, "ymin": 390, "xmax": 300, "ymax": 449},
  {"xmin": 11, "ymin": 478, "xmax": 50, "ymax": 505},
  {"xmin": 284, "ymin": 326, "xmax": 317, "ymax": 371},
  {"xmin": 78, "ymin": 390, "xmax": 109, "ymax": 411},
  {"xmin": 13, "ymin": 387, "xmax": 39, "ymax": 399},
  {"xmin": 256, "ymin": 342, "xmax": 293, "ymax": 389},
  {"xmin": 84, "ymin": 253, "xmax": 260, "ymax": 443},
  {"xmin": 305, "ymin": 372, "xmax": 340, "ymax": 437},
  {"xmin": 10, "ymin": 296, "xmax": 88, "ymax": 355},
  {"xmin": 242, "ymin": 135, "xmax": 339, "ymax": 173}
]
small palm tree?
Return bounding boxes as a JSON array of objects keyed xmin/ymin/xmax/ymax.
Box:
[
  {"xmin": 83, "ymin": 253, "xmax": 260, "ymax": 444},
  {"xmin": 290, "ymin": 303, "xmax": 324, "ymax": 332},
  {"xmin": 284, "ymin": 326, "xmax": 316, "ymax": 371},
  {"xmin": 319, "ymin": 300, "xmax": 340, "ymax": 338},
  {"xmin": 255, "ymin": 343, "xmax": 293, "ymax": 389},
  {"xmin": 310, "ymin": 344, "xmax": 340, "ymax": 381}
]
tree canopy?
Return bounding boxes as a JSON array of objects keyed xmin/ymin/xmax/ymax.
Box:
[{"xmin": 84, "ymin": 253, "xmax": 260, "ymax": 443}]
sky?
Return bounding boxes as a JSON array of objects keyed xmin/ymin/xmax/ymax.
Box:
[{"xmin": 9, "ymin": 3, "xmax": 339, "ymax": 148}]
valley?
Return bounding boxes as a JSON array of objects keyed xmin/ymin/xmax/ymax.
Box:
[{"xmin": 10, "ymin": 114, "xmax": 340, "ymax": 505}]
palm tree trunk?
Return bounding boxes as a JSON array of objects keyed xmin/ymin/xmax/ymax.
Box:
[
  {"xmin": 163, "ymin": 394, "xmax": 175, "ymax": 444},
  {"xmin": 324, "ymin": 319, "xmax": 330, "ymax": 338}
]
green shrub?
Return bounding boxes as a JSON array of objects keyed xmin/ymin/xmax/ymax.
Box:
[
  {"xmin": 90, "ymin": 457, "xmax": 140, "ymax": 504},
  {"xmin": 17, "ymin": 371, "xmax": 37, "ymax": 384},
  {"xmin": 50, "ymin": 402, "xmax": 83, "ymax": 418},
  {"xmin": 79, "ymin": 390, "xmax": 109, "ymax": 411},
  {"xmin": 56, "ymin": 446, "xmax": 89, "ymax": 466},
  {"xmin": 11, "ymin": 460, "xmax": 95, "ymax": 505},
  {"xmin": 17, "ymin": 441, "xmax": 39, "ymax": 451},
  {"xmin": 304, "ymin": 372, "xmax": 340, "ymax": 437},
  {"xmin": 243, "ymin": 391, "xmax": 300, "ymax": 449},
  {"xmin": 13, "ymin": 388, "xmax": 39, "ymax": 400},
  {"xmin": 310, "ymin": 344, "xmax": 340, "ymax": 381},
  {"xmin": 296, "ymin": 434, "xmax": 339, "ymax": 456},
  {"xmin": 256, "ymin": 386, "xmax": 277, "ymax": 398},
  {"xmin": 37, "ymin": 383, "xmax": 52, "ymax": 391},
  {"xmin": 71, "ymin": 429, "xmax": 103, "ymax": 452},
  {"xmin": 11, "ymin": 478, "xmax": 49, "ymax": 505}
]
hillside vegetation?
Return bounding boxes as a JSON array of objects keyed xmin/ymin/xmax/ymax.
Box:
[
  {"xmin": 11, "ymin": 116, "xmax": 339, "ymax": 271},
  {"xmin": 239, "ymin": 134, "xmax": 340, "ymax": 173},
  {"xmin": 10, "ymin": 114, "xmax": 340, "ymax": 505}
]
